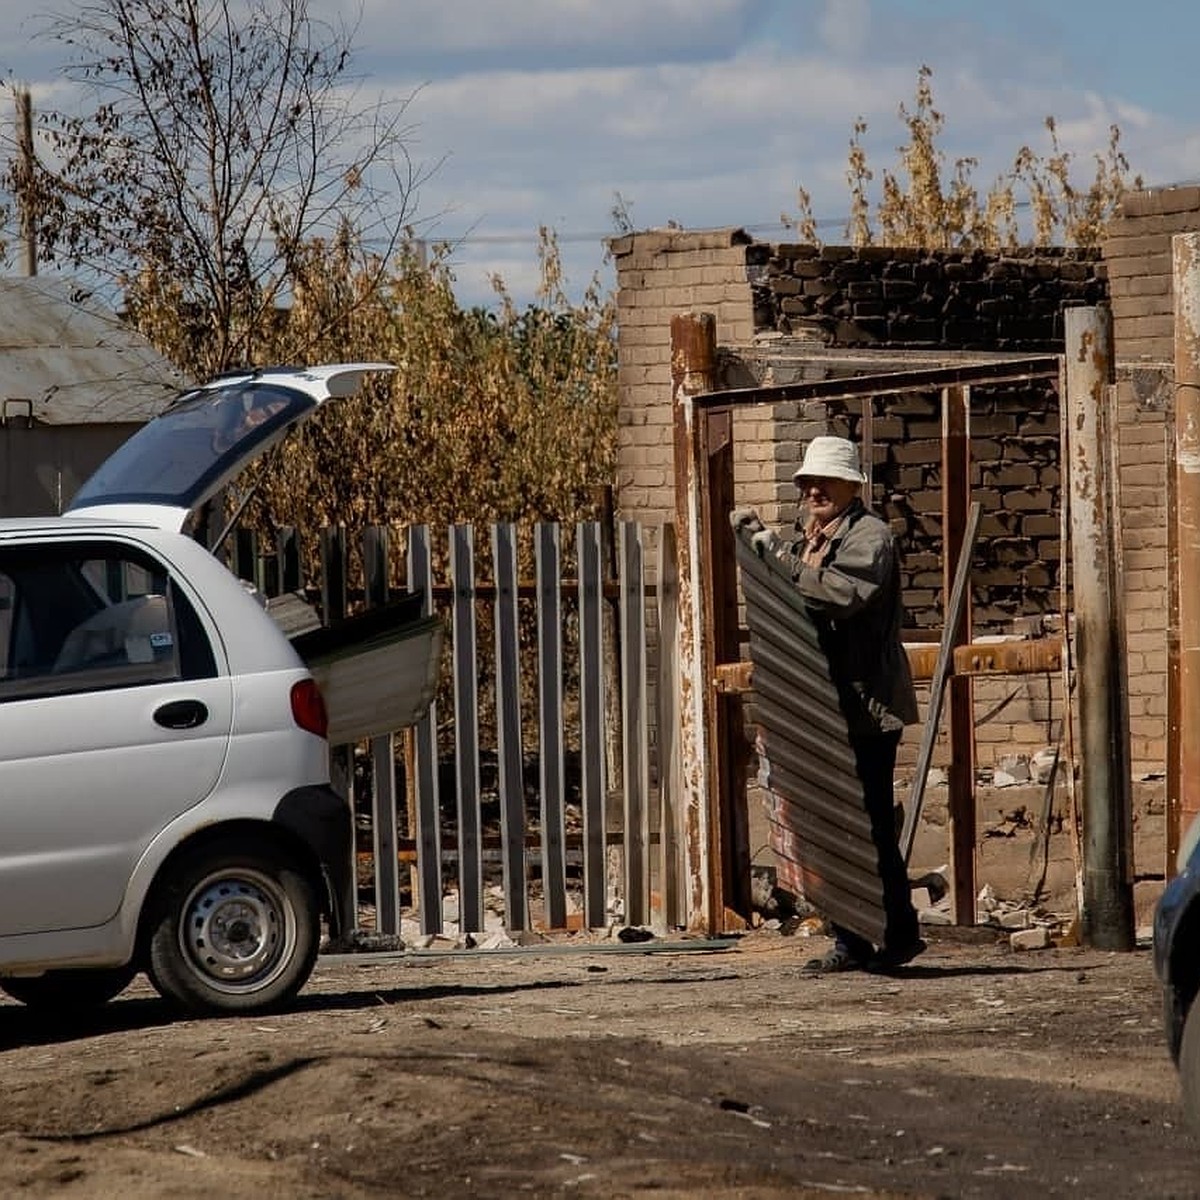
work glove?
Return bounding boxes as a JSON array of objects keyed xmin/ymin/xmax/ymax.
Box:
[
  {"xmin": 730, "ymin": 506, "xmax": 764, "ymax": 535},
  {"xmin": 751, "ymin": 528, "xmax": 778, "ymax": 558}
]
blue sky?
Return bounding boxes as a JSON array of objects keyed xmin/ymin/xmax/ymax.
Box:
[{"xmin": 1, "ymin": 0, "xmax": 1198, "ymax": 308}]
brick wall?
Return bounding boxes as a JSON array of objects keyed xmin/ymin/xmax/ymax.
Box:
[
  {"xmin": 1101, "ymin": 186, "xmax": 1200, "ymax": 779},
  {"xmin": 612, "ymin": 224, "xmax": 1176, "ymax": 784},
  {"xmin": 756, "ymin": 244, "xmax": 1105, "ymax": 350},
  {"xmin": 610, "ymin": 228, "xmax": 759, "ymax": 532},
  {"xmin": 1104, "ymin": 184, "xmax": 1200, "ymax": 363},
  {"xmin": 745, "ymin": 245, "xmax": 1106, "ymax": 641}
]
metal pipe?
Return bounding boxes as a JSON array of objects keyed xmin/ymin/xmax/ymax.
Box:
[
  {"xmin": 1173, "ymin": 234, "xmax": 1200, "ymax": 854},
  {"xmin": 1063, "ymin": 305, "xmax": 1135, "ymax": 951}
]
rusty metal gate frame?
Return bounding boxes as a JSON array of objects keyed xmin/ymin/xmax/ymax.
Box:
[{"xmin": 669, "ymin": 312, "xmax": 1066, "ymax": 934}]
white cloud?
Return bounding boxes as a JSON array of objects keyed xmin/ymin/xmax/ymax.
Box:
[
  {"xmin": 0, "ymin": 0, "xmax": 1193, "ymax": 307},
  {"xmin": 352, "ymin": 0, "xmax": 755, "ymax": 60},
  {"xmin": 818, "ymin": 0, "xmax": 871, "ymax": 57}
]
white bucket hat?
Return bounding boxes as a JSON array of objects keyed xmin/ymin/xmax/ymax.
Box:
[{"xmin": 793, "ymin": 436, "xmax": 866, "ymax": 485}]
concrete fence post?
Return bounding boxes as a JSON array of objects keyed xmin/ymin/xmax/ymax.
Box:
[
  {"xmin": 1173, "ymin": 234, "xmax": 1200, "ymax": 856},
  {"xmin": 1063, "ymin": 305, "xmax": 1135, "ymax": 951}
]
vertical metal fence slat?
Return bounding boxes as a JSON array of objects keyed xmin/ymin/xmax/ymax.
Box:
[
  {"xmin": 365, "ymin": 525, "xmax": 400, "ymax": 936},
  {"xmin": 408, "ymin": 525, "xmax": 443, "ymax": 936},
  {"xmin": 577, "ymin": 522, "xmax": 607, "ymax": 928},
  {"xmin": 276, "ymin": 525, "xmax": 301, "ymax": 595},
  {"xmin": 492, "ymin": 523, "xmax": 527, "ymax": 931},
  {"xmin": 232, "ymin": 527, "xmax": 258, "ymax": 587},
  {"xmin": 319, "ymin": 525, "xmax": 356, "ymax": 931},
  {"xmin": 451, "ymin": 524, "xmax": 484, "ymax": 934},
  {"xmin": 620, "ymin": 520, "xmax": 649, "ymax": 926},
  {"xmin": 656, "ymin": 523, "xmax": 682, "ymax": 929},
  {"xmin": 536, "ymin": 522, "xmax": 567, "ymax": 929}
]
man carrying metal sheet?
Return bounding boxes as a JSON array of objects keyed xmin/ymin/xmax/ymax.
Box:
[{"xmin": 732, "ymin": 435, "xmax": 924, "ymax": 974}]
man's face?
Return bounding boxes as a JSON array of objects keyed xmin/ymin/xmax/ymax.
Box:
[{"xmin": 797, "ymin": 475, "xmax": 860, "ymax": 525}]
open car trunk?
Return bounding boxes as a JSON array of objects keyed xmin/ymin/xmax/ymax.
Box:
[
  {"xmin": 283, "ymin": 592, "xmax": 443, "ymax": 744},
  {"xmin": 68, "ymin": 362, "xmax": 444, "ymax": 741}
]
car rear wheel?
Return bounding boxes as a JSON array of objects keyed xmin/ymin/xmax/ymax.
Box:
[
  {"xmin": 0, "ymin": 965, "xmax": 137, "ymax": 1012},
  {"xmin": 147, "ymin": 842, "xmax": 319, "ymax": 1015}
]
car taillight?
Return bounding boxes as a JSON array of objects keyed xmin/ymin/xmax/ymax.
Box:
[{"xmin": 290, "ymin": 678, "xmax": 329, "ymax": 739}]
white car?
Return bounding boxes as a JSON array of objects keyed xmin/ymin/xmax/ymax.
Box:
[{"xmin": 0, "ymin": 363, "xmax": 393, "ymax": 1016}]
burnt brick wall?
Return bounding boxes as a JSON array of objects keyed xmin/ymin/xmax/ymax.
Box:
[
  {"xmin": 805, "ymin": 383, "xmax": 1062, "ymax": 633},
  {"xmin": 752, "ymin": 244, "xmax": 1106, "ymax": 349},
  {"xmin": 611, "ymin": 230, "xmax": 1172, "ymax": 779},
  {"xmin": 742, "ymin": 243, "xmax": 1104, "ymax": 634}
]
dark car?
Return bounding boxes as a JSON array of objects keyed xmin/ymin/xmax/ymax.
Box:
[{"xmin": 1154, "ymin": 815, "xmax": 1200, "ymax": 1128}]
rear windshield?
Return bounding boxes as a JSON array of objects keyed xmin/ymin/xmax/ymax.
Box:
[{"xmin": 69, "ymin": 381, "xmax": 313, "ymax": 511}]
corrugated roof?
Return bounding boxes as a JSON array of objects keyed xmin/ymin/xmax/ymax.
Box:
[
  {"xmin": 0, "ymin": 277, "xmax": 187, "ymax": 426},
  {"xmin": 735, "ymin": 527, "xmax": 888, "ymax": 946}
]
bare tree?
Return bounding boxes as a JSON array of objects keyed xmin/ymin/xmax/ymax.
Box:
[{"xmin": 9, "ymin": 0, "xmax": 432, "ymax": 376}]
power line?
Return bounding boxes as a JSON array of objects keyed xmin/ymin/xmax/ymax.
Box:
[{"xmin": 409, "ymin": 217, "xmax": 843, "ymax": 249}]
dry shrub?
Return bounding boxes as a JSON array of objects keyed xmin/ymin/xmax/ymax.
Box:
[{"xmin": 786, "ymin": 64, "xmax": 1142, "ymax": 249}]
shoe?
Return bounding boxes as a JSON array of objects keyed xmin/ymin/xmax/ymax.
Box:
[
  {"xmin": 802, "ymin": 944, "xmax": 864, "ymax": 975},
  {"xmin": 867, "ymin": 938, "xmax": 927, "ymax": 973}
]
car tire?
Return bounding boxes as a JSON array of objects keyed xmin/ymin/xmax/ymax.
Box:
[
  {"xmin": 0, "ymin": 965, "xmax": 137, "ymax": 1012},
  {"xmin": 147, "ymin": 841, "xmax": 319, "ymax": 1016},
  {"xmin": 1180, "ymin": 994, "xmax": 1200, "ymax": 1134}
]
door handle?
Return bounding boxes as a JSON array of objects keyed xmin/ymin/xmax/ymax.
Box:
[{"xmin": 153, "ymin": 699, "xmax": 209, "ymax": 730}]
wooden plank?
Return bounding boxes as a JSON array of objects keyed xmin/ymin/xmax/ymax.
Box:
[
  {"xmin": 536, "ymin": 523, "xmax": 568, "ymax": 929},
  {"xmin": 702, "ymin": 406, "xmax": 750, "ymax": 925},
  {"xmin": 408, "ymin": 525, "xmax": 443, "ymax": 936},
  {"xmin": 657, "ymin": 523, "xmax": 683, "ymax": 928},
  {"xmin": 364, "ymin": 525, "xmax": 400, "ymax": 936},
  {"xmin": 577, "ymin": 521, "xmax": 607, "ymax": 928},
  {"xmin": 620, "ymin": 520, "xmax": 649, "ymax": 926},
  {"xmin": 451, "ymin": 524, "xmax": 484, "ymax": 933},
  {"xmin": 942, "ymin": 385, "xmax": 976, "ymax": 924},
  {"xmin": 900, "ymin": 501, "xmax": 982, "ymax": 864},
  {"xmin": 492, "ymin": 523, "xmax": 527, "ymax": 931}
]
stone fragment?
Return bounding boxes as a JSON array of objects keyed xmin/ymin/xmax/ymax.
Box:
[
  {"xmin": 1030, "ymin": 747, "xmax": 1060, "ymax": 784},
  {"xmin": 997, "ymin": 755, "xmax": 1031, "ymax": 783},
  {"xmin": 1010, "ymin": 926, "xmax": 1052, "ymax": 951},
  {"xmin": 999, "ymin": 909, "xmax": 1031, "ymax": 930},
  {"xmin": 919, "ymin": 908, "xmax": 953, "ymax": 926}
]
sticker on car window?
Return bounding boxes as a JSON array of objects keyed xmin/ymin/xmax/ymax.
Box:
[{"xmin": 150, "ymin": 632, "xmax": 174, "ymax": 648}]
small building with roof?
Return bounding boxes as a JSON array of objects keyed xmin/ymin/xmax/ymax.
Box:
[{"xmin": 0, "ymin": 276, "xmax": 186, "ymax": 516}]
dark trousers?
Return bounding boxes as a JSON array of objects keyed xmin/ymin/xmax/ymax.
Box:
[{"xmin": 833, "ymin": 729, "xmax": 919, "ymax": 962}]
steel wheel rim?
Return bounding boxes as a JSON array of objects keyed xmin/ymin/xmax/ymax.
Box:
[{"xmin": 177, "ymin": 867, "xmax": 296, "ymax": 995}]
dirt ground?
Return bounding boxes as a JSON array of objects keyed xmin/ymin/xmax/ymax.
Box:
[{"xmin": 0, "ymin": 924, "xmax": 1197, "ymax": 1200}]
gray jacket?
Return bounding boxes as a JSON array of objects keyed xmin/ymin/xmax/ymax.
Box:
[{"xmin": 775, "ymin": 498, "xmax": 919, "ymax": 737}]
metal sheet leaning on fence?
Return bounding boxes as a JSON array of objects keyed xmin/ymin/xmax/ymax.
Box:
[{"xmin": 730, "ymin": 436, "xmax": 924, "ymax": 974}]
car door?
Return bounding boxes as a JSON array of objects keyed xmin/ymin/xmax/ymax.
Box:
[{"xmin": 0, "ymin": 537, "xmax": 234, "ymax": 935}]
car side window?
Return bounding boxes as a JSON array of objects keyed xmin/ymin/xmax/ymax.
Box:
[
  {"xmin": 0, "ymin": 573, "xmax": 13, "ymax": 676},
  {"xmin": 0, "ymin": 541, "xmax": 216, "ymax": 702}
]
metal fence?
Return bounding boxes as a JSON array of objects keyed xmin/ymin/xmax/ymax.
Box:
[{"xmin": 228, "ymin": 519, "xmax": 681, "ymax": 938}]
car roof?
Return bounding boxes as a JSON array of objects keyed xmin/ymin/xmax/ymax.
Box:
[{"xmin": 0, "ymin": 515, "xmax": 163, "ymax": 538}]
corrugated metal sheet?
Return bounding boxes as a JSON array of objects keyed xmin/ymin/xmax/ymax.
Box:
[
  {"xmin": 735, "ymin": 528, "xmax": 887, "ymax": 946},
  {"xmin": 0, "ymin": 277, "xmax": 185, "ymax": 425}
]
